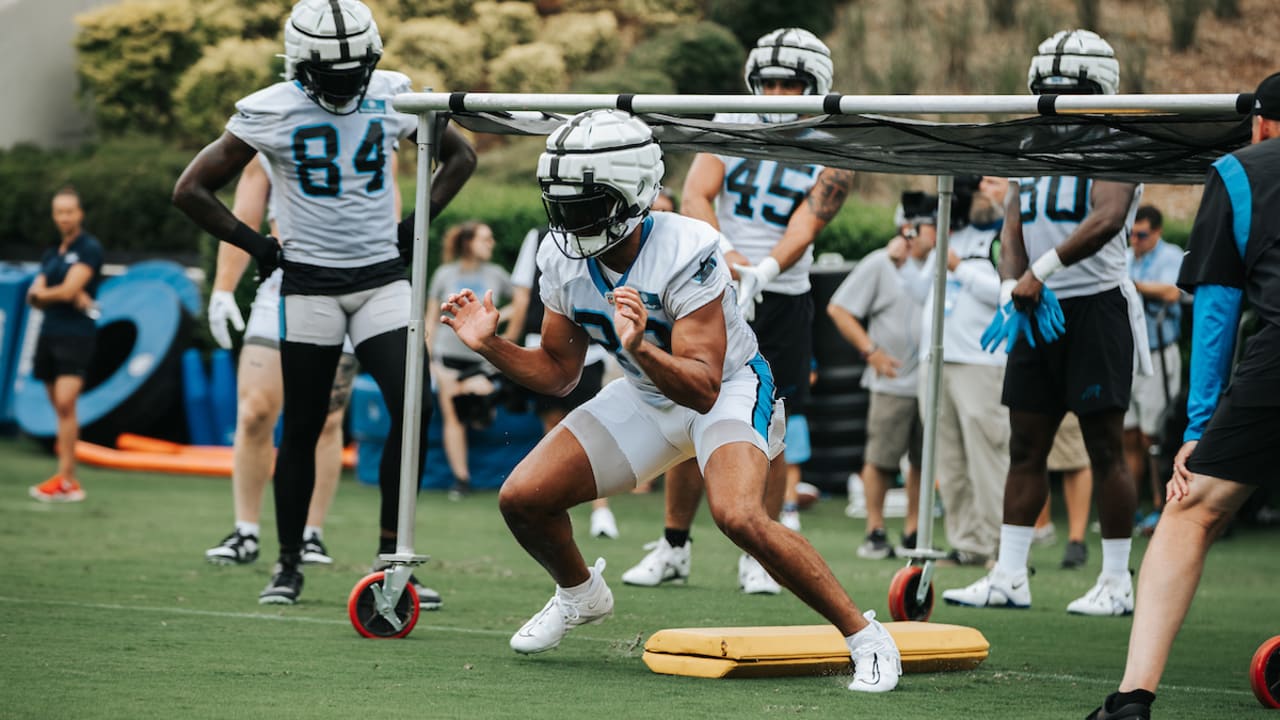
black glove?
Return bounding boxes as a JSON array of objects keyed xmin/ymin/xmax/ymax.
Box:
[{"xmin": 230, "ymin": 221, "xmax": 281, "ymax": 281}]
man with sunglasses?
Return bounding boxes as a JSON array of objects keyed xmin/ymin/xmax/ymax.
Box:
[{"xmin": 1123, "ymin": 205, "xmax": 1183, "ymax": 521}]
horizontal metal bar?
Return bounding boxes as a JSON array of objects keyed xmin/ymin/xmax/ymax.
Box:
[{"xmin": 393, "ymin": 92, "xmax": 1246, "ymax": 117}]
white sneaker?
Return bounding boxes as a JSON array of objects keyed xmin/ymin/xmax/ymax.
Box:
[
  {"xmin": 510, "ymin": 558, "xmax": 613, "ymax": 654},
  {"xmin": 941, "ymin": 568, "xmax": 1031, "ymax": 609},
  {"xmin": 737, "ymin": 554, "xmax": 782, "ymax": 595},
  {"xmin": 1066, "ymin": 572, "xmax": 1134, "ymax": 616},
  {"xmin": 780, "ymin": 509, "xmax": 802, "ymax": 532},
  {"xmin": 620, "ymin": 538, "xmax": 691, "ymax": 586},
  {"xmin": 1032, "ymin": 522, "xmax": 1057, "ymax": 547},
  {"xmin": 589, "ymin": 506, "xmax": 619, "ymax": 539},
  {"xmin": 847, "ymin": 610, "xmax": 902, "ymax": 693}
]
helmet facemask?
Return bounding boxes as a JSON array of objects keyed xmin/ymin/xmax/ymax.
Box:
[
  {"xmin": 541, "ymin": 178, "xmax": 642, "ymax": 260},
  {"xmin": 297, "ymin": 56, "xmax": 379, "ymax": 114}
]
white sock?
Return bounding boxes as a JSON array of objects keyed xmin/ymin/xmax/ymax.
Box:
[
  {"xmin": 304, "ymin": 525, "xmax": 323, "ymax": 541},
  {"xmin": 235, "ymin": 521, "xmax": 260, "ymax": 538},
  {"xmin": 845, "ymin": 621, "xmax": 881, "ymax": 652},
  {"xmin": 995, "ymin": 524, "xmax": 1035, "ymax": 578},
  {"xmin": 558, "ymin": 571, "xmax": 597, "ymax": 600},
  {"xmin": 1101, "ymin": 538, "xmax": 1131, "ymax": 578}
]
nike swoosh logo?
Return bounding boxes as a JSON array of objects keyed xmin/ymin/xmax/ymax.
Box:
[{"xmin": 1010, "ymin": 581, "xmax": 1026, "ymax": 590}]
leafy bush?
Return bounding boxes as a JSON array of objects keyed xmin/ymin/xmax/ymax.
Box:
[
  {"xmin": 488, "ymin": 43, "xmax": 567, "ymax": 93},
  {"xmin": 173, "ymin": 38, "xmax": 281, "ymax": 147},
  {"xmin": 572, "ymin": 66, "xmax": 676, "ymax": 94},
  {"xmin": 628, "ymin": 22, "xmax": 746, "ymax": 95},
  {"xmin": 473, "ymin": 1, "xmax": 540, "ymax": 59},
  {"xmin": 540, "ymin": 11, "xmax": 620, "ymax": 73},
  {"xmin": 704, "ymin": 0, "xmax": 836, "ymax": 49},
  {"xmin": 74, "ymin": 0, "xmax": 207, "ymax": 136},
  {"xmin": 381, "ymin": 17, "xmax": 486, "ymax": 90},
  {"xmin": 1168, "ymin": 0, "xmax": 1205, "ymax": 52},
  {"xmin": 393, "ymin": 0, "xmax": 475, "ymax": 22},
  {"xmin": 0, "ymin": 137, "xmax": 204, "ymax": 259}
]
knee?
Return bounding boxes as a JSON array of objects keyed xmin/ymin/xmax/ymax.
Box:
[
  {"xmin": 710, "ymin": 503, "xmax": 767, "ymax": 547},
  {"xmin": 498, "ymin": 479, "xmax": 543, "ymax": 525},
  {"xmin": 51, "ymin": 396, "xmax": 77, "ymax": 419},
  {"xmin": 1008, "ymin": 433, "xmax": 1048, "ymax": 473},
  {"xmin": 319, "ymin": 409, "xmax": 344, "ymax": 441},
  {"xmin": 1164, "ymin": 498, "xmax": 1233, "ymax": 538},
  {"xmin": 238, "ymin": 390, "xmax": 279, "ymax": 437}
]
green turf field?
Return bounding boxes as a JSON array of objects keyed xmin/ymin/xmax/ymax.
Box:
[{"xmin": 0, "ymin": 436, "xmax": 1274, "ymax": 719}]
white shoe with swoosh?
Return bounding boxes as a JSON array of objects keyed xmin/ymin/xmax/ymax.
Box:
[
  {"xmin": 511, "ymin": 557, "xmax": 614, "ymax": 654},
  {"xmin": 941, "ymin": 568, "xmax": 1032, "ymax": 608}
]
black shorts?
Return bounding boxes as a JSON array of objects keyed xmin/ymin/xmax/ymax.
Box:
[
  {"xmin": 752, "ymin": 291, "xmax": 813, "ymax": 416},
  {"xmin": 1002, "ymin": 286, "xmax": 1132, "ymax": 416},
  {"xmin": 1185, "ymin": 388, "xmax": 1280, "ymax": 489},
  {"xmin": 33, "ymin": 333, "xmax": 96, "ymax": 382},
  {"xmin": 533, "ymin": 360, "xmax": 605, "ymax": 415}
]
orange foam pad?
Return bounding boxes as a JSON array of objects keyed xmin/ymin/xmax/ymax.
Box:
[{"xmin": 643, "ymin": 622, "xmax": 988, "ymax": 677}]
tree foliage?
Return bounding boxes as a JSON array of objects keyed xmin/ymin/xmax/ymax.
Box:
[
  {"xmin": 540, "ymin": 11, "xmax": 621, "ymax": 73},
  {"xmin": 474, "ymin": 2, "xmax": 540, "ymax": 59},
  {"xmin": 704, "ymin": 0, "xmax": 836, "ymax": 49},
  {"xmin": 173, "ymin": 39, "xmax": 280, "ymax": 147},
  {"xmin": 628, "ymin": 21, "xmax": 745, "ymax": 95},
  {"xmin": 381, "ymin": 17, "xmax": 486, "ymax": 90},
  {"xmin": 488, "ymin": 43, "xmax": 568, "ymax": 93}
]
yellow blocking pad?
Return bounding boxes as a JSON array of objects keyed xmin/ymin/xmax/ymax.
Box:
[{"xmin": 643, "ymin": 622, "xmax": 988, "ymax": 678}]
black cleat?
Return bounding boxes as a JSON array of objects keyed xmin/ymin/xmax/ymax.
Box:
[
  {"xmin": 205, "ymin": 530, "xmax": 259, "ymax": 566},
  {"xmin": 259, "ymin": 561, "xmax": 304, "ymax": 605},
  {"xmin": 1085, "ymin": 693, "xmax": 1152, "ymax": 719}
]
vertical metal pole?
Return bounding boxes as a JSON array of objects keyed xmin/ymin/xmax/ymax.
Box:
[
  {"xmin": 395, "ymin": 110, "xmax": 435, "ymax": 556},
  {"xmin": 916, "ymin": 175, "xmax": 953, "ymax": 555}
]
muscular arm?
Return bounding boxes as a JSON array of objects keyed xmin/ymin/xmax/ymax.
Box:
[
  {"xmin": 427, "ymin": 123, "xmax": 476, "ymax": 217},
  {"xmin": 475, "ymin": 306, "xmax": 588, "ymax": 397},
  {"xmin": 771, "ymin": 167, "xmax": 853, "ymax": 270},
  {"xmin": 212, "ymin": 154, "xmax": 269, "ymax": 293},
  {"xmin": 680, "ymin": 153, "xmax": 724, "ymax": 229},
  {"xmin": 1055, "ymin": 180, "xmax": 1138, "ymax": 266},
  {"xmin": 619, "ymin": 288, "xmax": 726, "ymax": 414},
  {"xmin": 998, "ymin": 179, "xmax": 1029, "ymax": 281},
  {"xmin": 172, "ymin": 132, "xmax": 261, "ymax": 246}
]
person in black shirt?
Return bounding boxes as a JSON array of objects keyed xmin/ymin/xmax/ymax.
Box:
[
  {"xmin": 1087, "ymin": 71, "xmax": 1280, "ymax": 720},
  {"xmin": 27, "ymin": 186, "xmax": 103, "ymax": 503}
]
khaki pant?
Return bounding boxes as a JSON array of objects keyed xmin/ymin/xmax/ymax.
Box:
[{"xmin": 925, "ymin": 363, "xmax": 1009, "ymax": 557}]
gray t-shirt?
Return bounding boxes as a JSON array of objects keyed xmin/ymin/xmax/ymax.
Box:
[
  {"xmin": 829, "ymin": 248, "xmax": 921, "ymax": 397},
  {"xmin": 429, "ymin": 261, "xmax": 513, "ymax": 363}
]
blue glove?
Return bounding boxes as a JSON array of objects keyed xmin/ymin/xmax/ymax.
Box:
[
  {"xmin": 1032, "ymin": 286, "xmax": 1066, "ymax": 344},
  {"xmin": 981, "ymin": 301, "xmax": 1037, "ymax": 353}
]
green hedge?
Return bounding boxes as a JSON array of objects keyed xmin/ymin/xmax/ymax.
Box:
[{"xmin": 0, "ymin": 137, "xmax": 203, "ymax": 259}]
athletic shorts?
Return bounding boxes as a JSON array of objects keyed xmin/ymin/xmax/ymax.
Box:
[
  {"xmin": 280, "ymin": 279, "xmax": 408, "ymax": 349},
  {"xmin": 1185, "ymin": 388, "xmax": 1280, "ymax": 489},
  {"xmin": 752, "ymin": 291, "xmax": 813, "ymax": 416},
  {"xmin": 561, "ymin": 358, "xmax": 786, "ymax": 497},
  {"xmin": 864, "ymin": 391, "xmax": 923, "ymax": 470},
  {"xmin": 533, "ymin": 360, "xmax": 605, "ymax": 416},
  {"xmin": 1125, "ymin": 342, "xmax": 1181, "ymax": 436},
  {"xmin": 33, "ymin": 333, "xmax": 95, "ymax": 382},
  {"xmin": 783, "ymin": 414, "xmax": 811, "ymax": 465},
  {"xmin": 1047, "ymin": 412, "xmax": 1088, "ymax": 472},
  {"xmin": 247, "ymin": 269, "xmax": 355, "ymax": 353},
  {"xmin": 1003, "ymin": 286, "xmax": 1133, "ymax": 416}
]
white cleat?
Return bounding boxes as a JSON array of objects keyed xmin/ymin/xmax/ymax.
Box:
[
  {"xmin": 737, "ymin": 554, "xmax": 782, "ymax": 595},
  {"xmin": 847, "ymin": 610, "xmax": 902, "ymax": 693},
  {"xmin": 620, "ymin": 538, "xmax": 691, "ymax": 586},
  {"xmin": 941, "ymin": 568, "xmax": 1031, "ymax": 609},
  {"xmin": 589, "ymin": 506, "xmax": 620, "ymax": 539},
  {"xmin": 511, "ymin": 557, "xmax": 613, "ymax": 655},
  {"xmin": 1066, "ymin": 572, "xmax": 1134, "ymax": 616}
]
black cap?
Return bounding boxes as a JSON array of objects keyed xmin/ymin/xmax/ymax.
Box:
[{"xmin": 1252, "ymin": 72, "xmax": 1280, "ymax": 120}]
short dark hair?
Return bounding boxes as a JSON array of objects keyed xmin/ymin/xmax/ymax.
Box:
[
  {"xmin": 53, "ymin": 184, "xmax": 81, "ymax": 205},
  {"xmin": 1134, "ymin": 204, "xmax": 1162, "ymax": 230}
]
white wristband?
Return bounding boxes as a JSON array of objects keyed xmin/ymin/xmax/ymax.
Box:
[
  {"xmin": 999, "ymin": 279, "xmax": 1017, "ymax": 307},
  {"xmin": 1030, "ymin": 249, "xmax": 1064, "ymax": 283}
]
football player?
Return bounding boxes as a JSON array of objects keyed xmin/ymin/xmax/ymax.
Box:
[
  {"xmin": 441, "ymin": 109, "xmax": 900, "ymax": 693},
  {"xmin": 941, "ymin": 30, "xmax": 1146, "ymax": 616},
  {"xmin": 201, "ymin": 153, "xmax": 365, "ymax": 574},
  {"xmin": 173, "ymin": 0, "xmax": 476, "ymax": 605},
  {"xmin": 621, "ymin": 27, "xmax": 855, "ymax": 594}
]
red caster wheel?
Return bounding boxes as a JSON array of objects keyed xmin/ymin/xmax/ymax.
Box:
[
  {"xmin": 348, "ymin": 571, "xmax": 420, "ymax": 639},
  {"xmin": 888, "ymin": 565, "xmax": 933, "ymax": 622},
  {"xmin": 1250, "ymin": 635, "xmax": 1280, "ymax": 708}
]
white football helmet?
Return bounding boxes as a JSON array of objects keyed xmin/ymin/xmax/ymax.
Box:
[
  {"xmin": 283, "ymin": 0, "xmax": 382, "ymax": 114},
  {"xmin": 1027, "ymin": 29, "xmax": 1119, "ymax": 96},
  {"xmin": 744, "ymin": 28, "xmax": 833, "ymax": 122},
  {"xmin": 536, "ymin": 110, "xmax": 665, "ymax": 259}
]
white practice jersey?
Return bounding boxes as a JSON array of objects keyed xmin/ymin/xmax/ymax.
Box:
[
  {"xmin": 226, "ymin": 70, "xmax": 416, "ymax": 269},
  {"xmin": 1017, "ymin": 175, "xmax": 1143, "ymax": 299},
  {"xmin": 538, "ymin": 212, "xmax": 760, "ymax": 408},
  {"xmin": 712, "ymin": 112, "xmax": 824, "ymax": 295}
]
